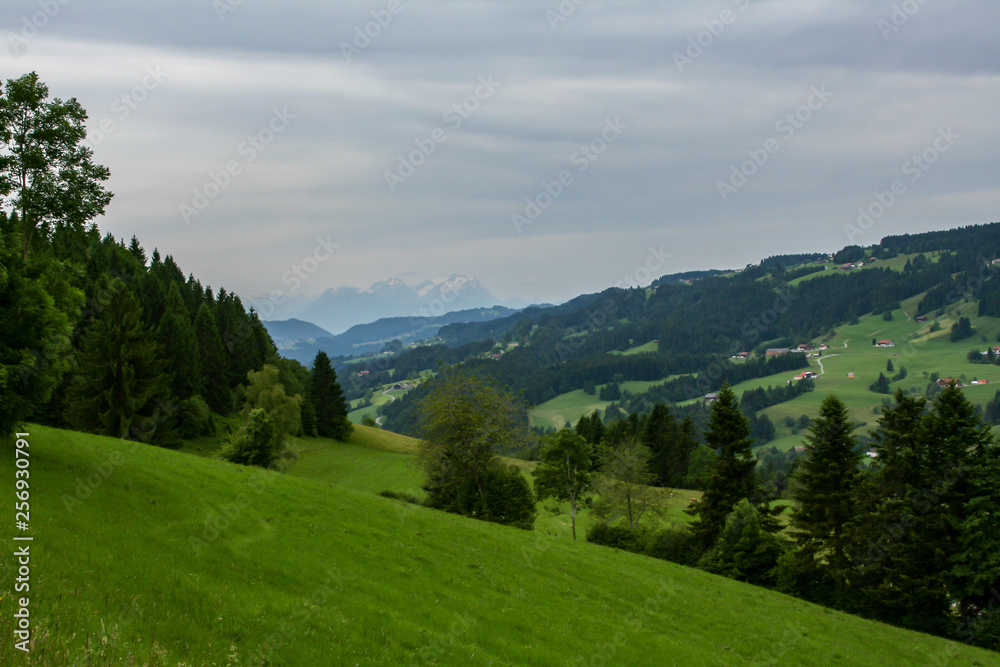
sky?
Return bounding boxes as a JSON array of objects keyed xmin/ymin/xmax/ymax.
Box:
[{"xmin": 3, "ymin": 0, "xmax": 998, "ymax": 308}]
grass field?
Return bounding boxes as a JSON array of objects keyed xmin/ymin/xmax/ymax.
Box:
[{"xmin": 4, "ymin": 425, "xmax": 997, "ymax": 665}]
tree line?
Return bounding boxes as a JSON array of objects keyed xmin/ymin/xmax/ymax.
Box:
[{"xmin": 1, "ymin": 72, "xmax": 351, "ymax": 461}]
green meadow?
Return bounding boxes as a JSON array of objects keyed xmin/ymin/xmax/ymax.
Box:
[{"xmin": 3, "ymin": 425, "xmax": 998, "ymax": 665}]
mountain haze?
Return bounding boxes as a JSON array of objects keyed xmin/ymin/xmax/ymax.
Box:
[{"xmin": 292, "ymin": 275, "xmax": 517, "ymax": 334}]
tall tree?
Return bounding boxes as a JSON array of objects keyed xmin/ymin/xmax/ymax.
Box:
[
  {"xmin": 593, "ymin": 439, "xmax": 660, "ymax": 530},
  {"xmin": 0, "ymin": 212, "xmax": 78, "ymax": 436},
  {"xmin": 643, "ymin": 402, "xmax": 678, "ymax": 486},
  {"xmin": 417, "ymin": 369, "xmax": 535, "ymax": 528},
  {"xmin": 156, "ymin": 281, "xmax": 202, "ymax": 400},
  {"xmin": 534, "ymin": 429, "xmax": 593, "ymax": 540},
  {"xmin": 310, "ymin": 351, "xmax": 352, "ymax": 440},
  {"xmin": 194, "ymin": 302, "xmax": 230, "ymax": 413},
  {"xmin": 689, "ymin": 383, "xmax": 769, "ymax": 549},
  {"xmin": 0, "ymin": 72, "xmax": 112, "ymax": 258},
  {"xmin": 789, "ymin": 394, "xmax": 862, "ymax": 582},
  {"xmin": 65, "ymin": 281, "xmax": 174, "ymax": 445}
]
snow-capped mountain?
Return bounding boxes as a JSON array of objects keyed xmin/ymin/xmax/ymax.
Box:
[{"xmin": 287, "ymin": 275, "xmax": 512, "ymax": 334}]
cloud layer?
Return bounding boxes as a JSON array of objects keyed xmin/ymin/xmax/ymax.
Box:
[{"xmin": 3, "ymin": 0, "xmax": 998, "ymax": 306}]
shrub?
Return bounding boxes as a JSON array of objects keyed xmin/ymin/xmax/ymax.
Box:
[
  {"xmin": 644, "ymin": 526, "xmax": 699, "ymax": 566},
  {"xmin": 177, "ymin": 395, "xmax": 214, "ymax": 440},
  {"xmin": 586, "ymin": 521, "xmax": 648, "ymax": 554},
  {"xmin": 378, "ymin": 490, "xmax": 425, "ymax": 505},
  {"xmin": 219, "ymin": 408, "xmax": 280, "ymax": 468}
]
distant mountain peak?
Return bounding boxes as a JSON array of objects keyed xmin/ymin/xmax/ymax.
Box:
[{"xmin": 293, "ymin": 274, "xmax": 513, "ymax": 334}]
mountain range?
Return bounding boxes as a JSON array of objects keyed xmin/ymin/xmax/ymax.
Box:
[{"xmin": 259, "ymin": 274, "xmax": 523, "ymax": 335}]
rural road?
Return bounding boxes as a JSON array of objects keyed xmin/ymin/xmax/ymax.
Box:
[{"xmin": 814, "ymin": 353, "xmax": 838, "ymax": 377}]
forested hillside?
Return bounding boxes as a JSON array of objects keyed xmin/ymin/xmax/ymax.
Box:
[
  {"xmin": 359, "ymin": 223, "xmax": 1000, "ymax": 439},
  {"xmin": 1, "ymin": 73, "xmax": 349, "ymax": 456}
]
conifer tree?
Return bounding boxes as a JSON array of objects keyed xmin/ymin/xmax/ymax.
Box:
[
  {"xmin": 689, "ymin": 383, "xmax": 769, "ymax": 549},
  {"xmin": 66, "ymin": 281, "xmax": 174, "ymax": 444},
  {"xmin": 310, "ymin": 351, "xmax": 352, "ymax": 440},
  {"xmin": 789, "ymin": 394, "xmax": 862, "ymax": 581},
  {"xmin": 156, "ymin": 282, "xmax": 202, "ymax": 400},
  {"xmin": 643, "ymin": 402, "xmax": 678, "ymax": 486},
  {"xmin": 195, "ymin": 302, "xmax": 230, "ymax": 413}
]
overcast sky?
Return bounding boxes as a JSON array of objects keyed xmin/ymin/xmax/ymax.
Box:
[{"xmin": 3, "ymin": 0, "xmax": 998, "ymax": 306}]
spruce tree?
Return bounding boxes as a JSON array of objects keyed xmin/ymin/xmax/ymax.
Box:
[
  {"xmin": 689, "ymin": 384, "xmax": 767, "ymax": 549},
  {"xmin": 789, "ymin": 394, "xmax": 862, "ymax": 582},
  {"xmin": 310, "ymin": 351, "xmax": 352, "ymax": 440},
  {"xmin": 156, "ymin": 282, "xmax": 202, "ymax": 400},
  {"xmin": 643, "ymin": 402, "xmax": 678, "ymax": 486},
  {"xmin": 66, "ymin": 282, "xmax": 174, "ymax": 444},
  {"xmin": 194, "ymin": 302, "xmax": 230, "ymax": 413}
]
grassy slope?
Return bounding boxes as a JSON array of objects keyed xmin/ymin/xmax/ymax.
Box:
[
  {"xmin": 3, "ymin": 426, "xmax": 997, "ymax": 666},
  {"xmin": 284, "ymin": 425, "xmax": 698, "ymax": 539}
]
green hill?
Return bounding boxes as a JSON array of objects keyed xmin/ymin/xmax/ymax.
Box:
[{"xmin": 3, "ymin": 426, "xmax": 997, "ymax": 665}]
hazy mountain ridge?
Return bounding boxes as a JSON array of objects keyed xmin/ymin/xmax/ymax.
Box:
[
  {"xmin": 268, "ymin": 305, "xmax": 522, "ymax": 364},
  {"xmin": 282, "ymin": 274, "xmax": 517, "ymax": 334}
]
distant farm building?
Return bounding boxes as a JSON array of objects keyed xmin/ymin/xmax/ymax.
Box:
[
  {"xmin": 937, "ymin": 378, "xmax": 963, "ymax": 388},
  {"xmin": 793, "ymin": 371, "xmax": 818, "ymax": 381},
  {"xmin": 876, "ymin": 340, "xmax": 895, "ymax": 347},
  {"xmin": 766, "ymin": 348, "xmax": 790, "ymax": 357},
  {"xmin": 703, "ymin": 393, "xmax": 720, "ymax": 403}
]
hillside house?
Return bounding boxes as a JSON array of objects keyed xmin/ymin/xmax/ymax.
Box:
[
  {"xmin": 732, "ymin": 351, "xmax": 749, "ymax": 359},
  {"xmin": 876, "ymin": 340, "xmax": 895, "ymax": 347},
  {"xmin": 841, "ymin": 263, "xmax": 855, "ymax": 270},
  {"xmin": 703, "ymin": 392, "xmax": 720, "ymax": 403},
  {"xmin": 936, "ymin": 378, "xmax": 963, "ymax": 388},
  {"xmin": 793, "ymin": 371, "xmax": 818, "ymax": 381},
  {"xmin": 766, "ymin": 348, "xmax": 790, "ymax": 357},
  {"xmin": 916, "ymin": 316, "xmax": 928, "ymax": 323},
  {"xmin": 797, "ymin": 344, "xmax": 815, "ymax": 352}
]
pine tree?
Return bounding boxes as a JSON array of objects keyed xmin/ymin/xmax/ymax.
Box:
[
  {"xmin": 66, "ymin": 282, "xmax": 175, "ymax": 444},
  {"xmin": 310, "ymin": 351, "xmax": 352, "ymax": 440},
  {"xmin": 689, "ymin": 383, "xmax": 768, "ymax": 549},
  {"xmin": 789, "ymin": 394, "xmax": 862, "ymax": 583},
  {"xmin": 852, "ymin": 386, "xmax": 992, "ymax": 636},
  {"xmin": 156, "ymin": 282, "xmax": 202, "ymax": 400},
  {"xmin": 194, "ymin": 302, "xmax": 230, "ymax": 413},
  {"xmin": 698, "ymin": 499, "xmax": 786, "ymax": 587},
  {"xmin": 643, "ymin": 402, "xmax": 678, "ymax": 486}
]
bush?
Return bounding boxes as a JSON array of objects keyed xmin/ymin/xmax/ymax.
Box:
[
  {"xmin": 219, "ymin": 408, "xmax": 280, "ymax": 468},
  {"xmin": 644, "ymin": 526, "xmax": 699, "ymax": 566},
  {"xmin": 378, "ymin": 490, "xmax": 424, "ymax": 505},
  {"xmin": 696, "ymin": 500, "xmax": 787, "ymax": 587},
  {"xmin": 586, "ymin": 521, "xmax": 648, "ymax": 554},
  {"xmin": 177, "ymin": 395, "xmax": 214, "ymax": 440}
]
